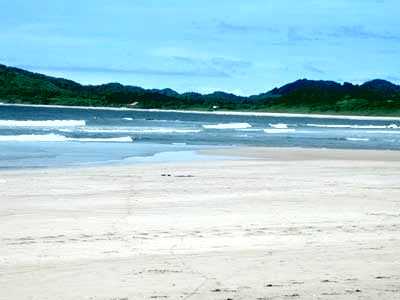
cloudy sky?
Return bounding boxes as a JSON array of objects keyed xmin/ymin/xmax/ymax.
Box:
[{"xmin": 0, "ymin": 0, "xmax": 399, "ymax": 95}]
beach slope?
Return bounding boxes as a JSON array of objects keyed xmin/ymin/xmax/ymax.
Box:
[{"xmin": 0, "ymin": 147, "xmax": 400, "ymax": 299}]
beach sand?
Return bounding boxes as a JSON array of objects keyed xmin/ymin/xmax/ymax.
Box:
[{"xmin": 0, "ymin": 147, "xmax": 400, "ymax": 299}]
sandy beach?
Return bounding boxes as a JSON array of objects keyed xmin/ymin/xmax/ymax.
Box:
[{"xmin": 1, "ymin": 147, "xmax": 400, "ymax": 299}]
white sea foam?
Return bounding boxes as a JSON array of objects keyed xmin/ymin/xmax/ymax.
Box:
[
  {"xmin": 0, "ymin": 119, "xmax": 86, "ymax": 127},
  {"xmin": 137, "ymin": 128, "xmax": 201, "ymax": 133},
  {"xmin": 123, "ymin": 117, "xmax": 133, "ymax": 121},
  {"xmin": 61, "ymin": 127, "xmax": 202, "ymax": 134},
  {"xmin": 346, "ymin": 137, "xmax": 370, "ymax": 142},
  {"xmin": 130, "ymin": 108, "xmax": 400, "ymax": 121},
  {"xmin": 306, "ymin": 123, "xmax": 399, "ymax": 129},
  {"xmin": 202, "ymin": 123, "xmax": 252, "ymax": 129},
  {"xmin": 235, "ymin": 128, "xmax": 263, "ymax": 132},
  {"xmin": 264, "ymin": 128, "xmax": 296, "ymax": 134},
  {"xmin": 0, "ymin": 134, "xmax": 133, "ymax": 143},
  {"xmin": 3, "ymin": 103, "xmax": 400, "ymax": 121},
  {"xmin": 269, "ymin": 123, "xmax": 289, "ymax": 129}
]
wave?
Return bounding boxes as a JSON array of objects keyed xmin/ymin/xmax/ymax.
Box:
[
  {"xmin": 306, "ymin": 123, "xmax": 399, "ymax": 129},
  {"xmin": 202, "ymin": 122, "xmax": 252, "ymax": 129},
  {"xmin": 122, "ymin": 117, "xmax": 133, "ymax": 121},
  {"xmin": 0, "ymin": 119, "xmax": 86, "ymax": 127},
  {"xmin": 346, "ymin": 137, "xmax": 370, "ymax": 142},
  {"xmin": 3, "ymin": 103, "xmax": 400, "ymax": 121},
  {"xmin": 138, "ymin": 128, "xmax": 201, "ymax": 133},
  {"xmin": 235, "ymin": 128, "xmax": 263, "ymax": 132},
  {"xmin": 264, "ymin": 128, "xmax": 296, "ymax": 134},
  {"xmin": 269, "ymin": 123, "xmax": 289, "ymax": 129},
  {"xmin": 127, "ymin": 108, "xmax": 400, "ymax": 121},
  {"xmin": 0, "ymin": 134, "xmax": 133, "ymax": 143},
  {"xmin": 365, "ymin": 130, "xmax": 400, "ymax": 134},
  {"xmin": 60, "ymin": 127, "xmax": 201, "ymax": 134}
]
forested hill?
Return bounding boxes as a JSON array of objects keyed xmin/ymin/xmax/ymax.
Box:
[{"xmin": 1, "ymin": 64, "xmax": 400, "ymax": 116}]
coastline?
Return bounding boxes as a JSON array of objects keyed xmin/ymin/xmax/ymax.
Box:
[
  {"xmin": 2, "ymin": 145, "xmax": 399, "ymax": 172},
  {"xmin": 3, "ymin": 102, "xmax": 400, "ymax": 121},
  {"xmin": 1, "ymin": 146, "xmax": 400, "ymax": 299},
  {"xmin": 200, "ymin": 146, "xmax": 400, "ymax": 161}
]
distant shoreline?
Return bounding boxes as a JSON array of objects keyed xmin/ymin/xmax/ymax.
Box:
[
  {"xmin": 3, "ymin": 64, "xmax": 400, "ymax": 119},
  {"xmin": 2, "ymin": 102, "xmax": 400, "ymax": 121}
]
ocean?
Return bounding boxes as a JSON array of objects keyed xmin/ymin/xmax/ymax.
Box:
[{"xmin": 1, "ymin": 103, "xmax": 400, "ymax": 168}]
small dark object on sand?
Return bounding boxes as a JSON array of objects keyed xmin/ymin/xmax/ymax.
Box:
[
  {"xmin": 211, "ymin": 288, "xmax": 221, "ymax": 292},
  {"xmin": 321, "ymin": 279, "xmax": 336, "ymax": 283},
  {"xmin": 265, "ymin": 283, "xmax": 283, "ymax": 287},
  {"xmin": 346, "ymin": 289, "xmax": 362, "ymax": 294}
]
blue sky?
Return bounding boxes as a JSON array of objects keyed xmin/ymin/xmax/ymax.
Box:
[{"xmin": 0, "ymin": 0, "xmax": 399, "ymax": 95}]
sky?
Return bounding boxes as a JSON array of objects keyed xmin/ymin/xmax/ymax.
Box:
[{"xmin": 0, "ymin": 0, "xmax": 399, "ymax": 95}]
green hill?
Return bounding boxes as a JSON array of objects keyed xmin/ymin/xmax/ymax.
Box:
[{"xmin": 1, "ymin": 64, "xmax": 400, "ymax": 116}]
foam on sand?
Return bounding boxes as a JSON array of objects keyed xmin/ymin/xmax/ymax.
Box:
[
  {"xmin": 0, "ymin": 134, "xmax": 133, "ymax": 143},
  {"xmin": 0, "ymin": 119, "xmax": 86, "ymax": 127},
  {"xmin": 202, "ymin": 122, "xmax": 252, "ymax": 129}
]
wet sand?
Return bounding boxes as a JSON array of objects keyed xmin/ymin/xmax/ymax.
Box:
[{"xmin": 1, "ymin": 147, "xmax": 400, "ymax": 299}]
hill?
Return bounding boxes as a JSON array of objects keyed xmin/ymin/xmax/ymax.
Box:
[{"xmin": 1, "ymin": 64, "xmax": 400, "ymax": 115}]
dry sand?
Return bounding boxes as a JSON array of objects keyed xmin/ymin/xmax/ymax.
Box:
[{"xmin": 0, "ymin": 147, "xmax": 400, "ymax": 299}]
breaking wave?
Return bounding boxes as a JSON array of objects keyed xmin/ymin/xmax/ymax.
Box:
[
  {"xmin": 202, "ymin": 122, "xmax": 252, "ymax": 129},
  {"xmin": 306, "ymin": 123, "xmax": 399, "ymax": 129},
  {"xmin": 346, "ymin": 137, "xmax": 370, "ymax": 142},
  {"xmin": 60, "ymin": 127, "xmax": 202, "ymax": 134},
  {"xmin": 264, "ymin": 128, "xmax": 296, "ymax": 134},
  {"xmin": 269, "ymin": 123, "xmax": 289, "ymax": 129},
  {"xmin": 0, "ymin": 134, "xmax": 133, "ymax": 143}
]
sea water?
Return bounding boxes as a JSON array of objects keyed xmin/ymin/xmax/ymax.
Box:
[{"xmin": 1, "ymin": 103, "xmax": 400, "ymax": 168}]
